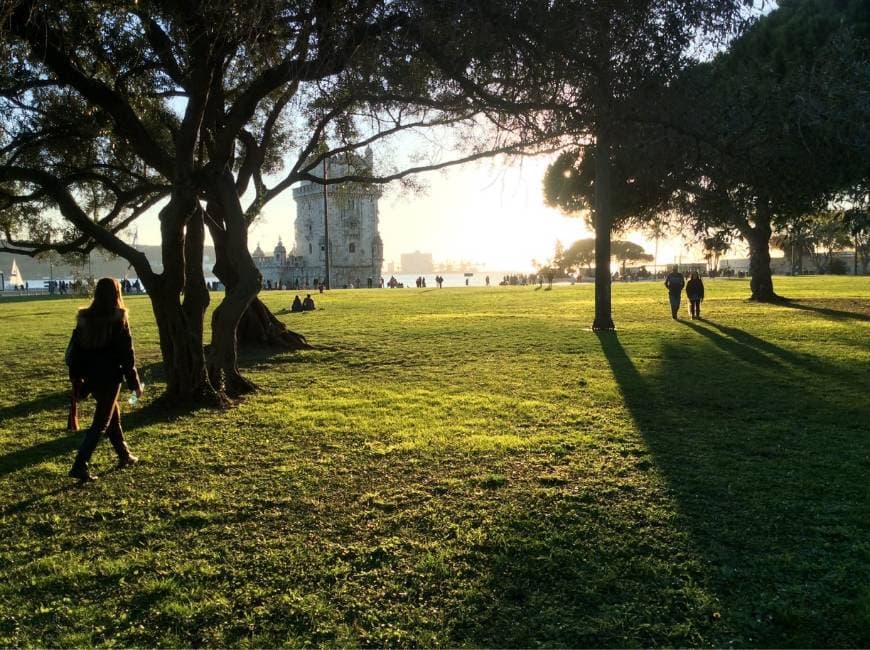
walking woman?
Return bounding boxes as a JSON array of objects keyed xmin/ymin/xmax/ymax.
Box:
[
  {"xmin": 67, "ymin": 278, "xmax": 143, "ymax": 482},
  {"xmin": 686, "ymin": 271, "xmax": 705, "ymax": 319}
]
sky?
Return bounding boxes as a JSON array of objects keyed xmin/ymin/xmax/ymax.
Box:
[
  {"xmin": 248, "ymin": 154, "xmax": 597, "ymax": 273},
  {"xmin": 241, "ymin": 154, "xmax": 717, "ymax": 274},
  {"xmin": 130, "ymin": 152, "xmax": 721, "ymax": 274}
]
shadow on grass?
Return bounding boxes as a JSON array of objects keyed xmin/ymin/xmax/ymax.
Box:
[
  {"xmin": 776, "ymin": 298, "xmax": 870, "ymax": 322},
  {"xmin": 0, "ymin": 484, "xmax": 76, "ymax": 517},
  {"xmin": 592, "ymin": 325, "xmax": 869, "ymax": 647},
  {"xmin": 0, "ymin": 399, "xmax": 181, "ymax": 479},
  {"xmin": 0, "ymin": 391, "xmax": 69, "ymax": 421}
]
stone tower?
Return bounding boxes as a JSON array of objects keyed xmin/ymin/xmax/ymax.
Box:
[{"xmin": 292, "ymin": 148, "xmax": 383, "ymax": 287}]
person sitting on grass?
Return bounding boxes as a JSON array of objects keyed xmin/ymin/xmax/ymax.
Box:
[
  {"xmin": 66, "ymin": 277, "xmax": 143, "ymax": 482},
  {"xmin": 290, "ymin": 295, "xmax": 303, "ymax": 313},
  {"xmin": 302, "ymin": 294, "xmax": 316, "ymax": 311}
]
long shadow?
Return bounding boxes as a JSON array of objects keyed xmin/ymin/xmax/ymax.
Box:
[
  {"xmin": 777, "ymin": 298, "xmax": 870, "ymax": 322},
  {"xmin": 0, "ymin": 431, "xmax": 81, "ymax": 478},
  {"xmin": 686, "ymin": 320, "xmax": 813, "ymax": 373},
  {"xmin": 0, "ymin": 398, "xmax": 182, "ymax": 478},
  {"xmin": 0, "ymin": 391, "xmax": 69, "ymax": 421},
  {"xmin": 595, "ymin": 328, "xmax": 869, "ymax": 647}
]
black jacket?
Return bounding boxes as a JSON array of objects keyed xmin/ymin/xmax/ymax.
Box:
[
  {"xmin": 686, "ymin": 277, "xmax": 705, "ymax": 300},
  {"xmin": 67, "ymin": 309, "xmax": 141, "ymax": 390},
  {"xmin": 664, "ymin": 272, "xmax": 685, "ymax": 294}
]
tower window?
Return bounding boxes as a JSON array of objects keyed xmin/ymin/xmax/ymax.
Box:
[
  {"xmin": 349, "ymin": 243, "xmax": 356, "ymax": 253},
  {"xmin": 309, "ymin": 243, "xmax": 312, "ymax": 254}
]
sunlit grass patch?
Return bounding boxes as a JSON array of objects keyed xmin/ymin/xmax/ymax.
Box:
[{"xmin": 0, "ymin": 276, "xmax": 868, "ymax": 647}]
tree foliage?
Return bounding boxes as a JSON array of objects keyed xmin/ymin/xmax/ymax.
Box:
[
  {"xmin": 664, "ymin": 0, "xmax": 870, "ymax": 299},
  {"xmin": 472, "ymin": 0, "xmax": 748, "ymax": 328},
  {"xmin": 0, "ymin": 0, "xmax": 539, "ymax": 403}
]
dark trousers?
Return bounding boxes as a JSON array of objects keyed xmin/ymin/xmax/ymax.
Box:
[
  {"xmin": 72, "ymin": 382, "xmax": 132, "ymax": 468},
  {"xmin": 688, "ymin": 297, "xmax": 701, "ymax": 318},
  {"xmin": 668, "ymin": 292, "xmax": 681, "ymax": 318}
]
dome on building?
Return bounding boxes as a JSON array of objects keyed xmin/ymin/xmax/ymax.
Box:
[
  {"xmin": 253, "ymin": 242, "xmax": 265, "ymax": 258},
  {"xmin": 273, "ymin": 238, "xmax": 287, "ymax": 264}
]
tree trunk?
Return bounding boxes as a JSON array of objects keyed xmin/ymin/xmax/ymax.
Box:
[
  {"xmin": 142, "ymin": 198, "xmax": 222, "ymax": 405},
  {"xmin": 182, "ymin": 205, "xmax": 210, "ymax": 347},
  {"xmin": 205, "ymin": 173, "xmax": 263, "ymax": 397},
  {"xmin": 237, "ymin": 297, "xmax": 312, "ymax": 349},
  {"xmin": 592, "ymin": 125, "xmax": 615, "ymax": 331},
  {"xmin": 746, "ymin": 222, "xmax": 779, "ymax": 302}
]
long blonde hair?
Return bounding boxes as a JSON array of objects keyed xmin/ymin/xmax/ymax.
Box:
[{"xmin": 77, "ymin": 278, "xmax": 128, "ymax": 348}]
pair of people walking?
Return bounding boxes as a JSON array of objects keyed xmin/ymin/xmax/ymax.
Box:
[
  {"xmin": 66, "ymin": 278, "xmax": 143, "ymax": 482},
  {"xmin": 664, "ymin": 267, "xmax": 705, "ymax": 319}
]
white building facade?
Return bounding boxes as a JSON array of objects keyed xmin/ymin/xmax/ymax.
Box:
[{"xmin": 254, "ymin": 149, "xmax": 384, "ymax": 289}]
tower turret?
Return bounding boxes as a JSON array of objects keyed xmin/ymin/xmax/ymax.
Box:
[{"xmin": 274, "ymin": 238, "xmax": 286, "ymax": 265}]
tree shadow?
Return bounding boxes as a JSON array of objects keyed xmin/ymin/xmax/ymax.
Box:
[
  {"xmin": 0, "ymin": 431, "xmax": 81, "ymax": 478},
  {"xmin": 0, "ymin": 398, "xmax": 183, "ymax": 479},
  {"xmin": 592, "ymin": 326, "xmax": 869, "ymax": 647},
  {"xmin": 0, "ymin": 391, "xmax": 69, "ymax": 421},
  {"xmin": 776, "ymin": 298, "xmax": 870, "ymax": 322},
  {"xmin": 0, "ymin": 484, "xmax": 75, "ymax": 517}
]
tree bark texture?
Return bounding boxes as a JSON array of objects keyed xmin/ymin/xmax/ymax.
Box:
[
  {"xmin": 182, "ymin": 206, "xmax": 210, "ymax": 348},
  {"xmin": 144, "ymin": 198, "xmax": 222, "ymax": 405},
  {"xmin": 205, "ymin": 173, "xmax": 264, "ymax": 396},
  {"xmin": 745, "ymin": 222, "xmax": 779, "ymax": 302},
  {"xmin": 592, "ymin": 125, "xmax": 615, "ymax": 331},
  {"xmin": 237, "ymin": 298, "xmax": 312, "ymax": 350}
]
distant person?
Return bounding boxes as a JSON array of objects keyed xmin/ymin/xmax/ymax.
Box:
[
  {"xmin": 291, "ymin": 295, "xmax": 303, "ymax": 312},
  {"xmin": 686, "ymin": 271, "xmax": 705, "ymax": 319},
  {"xmin": 302, "ymin": 294, "xmax": 315, "ymax": 311},
  {"xmin": 485, "ymin": 275, "xmax": 490, "ymax": 286},
  {"xmin": 465, "ymin": 278, "xmax": 469, "ymax": 286},
  {"xmin": 664, "ymin": 266, "xmax": 686, "ymax": 319},
  {"xmin": 66, "ymin": 277, "xmax": 143, "ymax": 482}
]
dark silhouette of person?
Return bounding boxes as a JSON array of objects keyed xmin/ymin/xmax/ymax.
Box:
[
  {"xmin": 66, "ymin": 277, "xmax": 143, "ymax": 482},
  {"xmin": 302, "ymin": 294, "xmax": 315, "ymax": 311},
  {"xmin": 664, "ymin": 266, "xmax": 686, "ymax": 319},
  {"xmin": 686, "ymin": 271, "xmax": 705, "ymax": 319},
  {"xmin": 291, "ymin": 295, "xmax": 303, "ymax": 312}
]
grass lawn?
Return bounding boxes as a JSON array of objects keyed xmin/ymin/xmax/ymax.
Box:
[{"xmin": 0, "ymin": 276, "xmax": 868, "ymax": 647}]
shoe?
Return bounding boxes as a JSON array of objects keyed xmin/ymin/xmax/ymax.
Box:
[
  {"xmin": 117, "ymin": 454, "xmax": 139, "ymax": 469},
  {"xmin": 69, "ymin": 464, "xmax": 98, "ymax": 482}
]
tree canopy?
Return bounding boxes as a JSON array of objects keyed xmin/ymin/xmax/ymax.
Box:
[
  {"xmin": 0, "ymin": 0, "xmax": 541, "ymax": 402},
  {"xmin": 662, "ymin": 0, "xmax": 870, "ymax": 298}
]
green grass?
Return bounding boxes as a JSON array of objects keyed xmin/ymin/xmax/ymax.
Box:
[{"xmin": 1, "ymin": 276, "xmax": 868, "ymax": 647}]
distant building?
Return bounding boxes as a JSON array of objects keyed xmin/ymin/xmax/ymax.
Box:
[
  {"xmin": 254, "ymin": 149, "xmax": 384, "ymax": 288},
  {"xmin": 400, "ymin": 250, "xmax": 434, "ymax": 274}
]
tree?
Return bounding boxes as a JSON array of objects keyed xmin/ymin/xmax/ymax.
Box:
[
  {"xmin": 0, "ymin": 0, "xmax": 538, "ymax": 403},
  {"xmin": 666, "ymin": 0, "xmax": 870, "ymax": 299},
  {"xmin": 801, "ymin": 212, "xmax": 853, "ymax": 273},
  {"xmin": 429, "ymin": 1, "xmax": 746, "ymax": 329},
  {"xmin": 846, "ymin": 211, "xmax": 870, "ymax": 275},
  {"xmin": 771, "ymin": 221, "xmax": 813, "ymax": 275},
  {"xmin": 557, "ymin": 238, "xmax": 596, "ymax": 276},
  {"xmin": 611, "ymin": 240, "xmax": 653, "ymax": 277},
  {"xmin": 701, "ymin": 231, "xmax": 733, "ymax": 274}
]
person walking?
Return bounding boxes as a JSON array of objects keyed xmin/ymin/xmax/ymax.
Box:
[
  {"xmin": 686, "ymin": 271, "xmax": 705, "ymax": 319},
  {"xmin": 664, "ymin": 266, "xmax": 686, "ymax": 319},
  {"xmin": 67, "ymin": 277, "xmax": 143, "ymax": 482}
]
